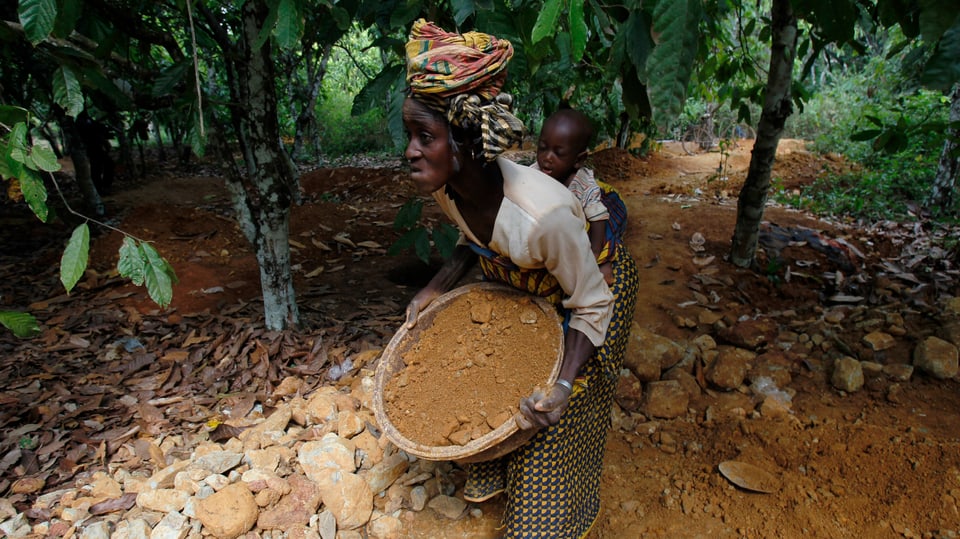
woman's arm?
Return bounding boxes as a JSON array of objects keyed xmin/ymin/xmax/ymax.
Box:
[{"xmin": 404, "ymin": 244, "xmax": 478, "ymax": 328}]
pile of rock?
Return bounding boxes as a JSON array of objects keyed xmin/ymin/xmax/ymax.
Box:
[
  {"xmin": 615, "ymin": 296, "xmax": 960, "ymax": 427},
  {"xmin": 1, "ymin": 376, "xmax": 477, "ymax": 539}
]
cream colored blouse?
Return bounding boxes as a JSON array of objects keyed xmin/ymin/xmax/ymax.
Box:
[{"xmin": 432, "ymin": 157, "xmax": 614, "ymax": 346}]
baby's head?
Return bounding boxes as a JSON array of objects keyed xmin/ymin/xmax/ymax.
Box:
[{"xmin": 536, "ymin": 108, "xmax": 594, "ymax": 183}]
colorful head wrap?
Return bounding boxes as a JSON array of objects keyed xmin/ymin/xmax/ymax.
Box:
[{"xmin": 405, "ymin": 19, "xmax": 525, "ymax": 162}]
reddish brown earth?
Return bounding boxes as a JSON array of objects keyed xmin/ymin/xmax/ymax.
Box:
[{"xmin": 2, "ymin": 139, "xmax": 959, "ymax": 538}]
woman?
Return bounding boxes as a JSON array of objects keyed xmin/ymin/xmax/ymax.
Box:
[{"xmin": 401, "ymin": 19, "xmax": 639, "ymax": 538}]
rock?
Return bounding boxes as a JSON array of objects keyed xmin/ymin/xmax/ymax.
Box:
[
  {"xmin": 883, "ymin": 363, "xmax": 914, "ymax": 382},
  {"xmin": 193, "ymin": 451, "xmax": 244, "ymax": 475},
  {"xmin": 368, "ymin": 512, "xmax": 403, "ymax": 539},
  {"xmin": 306, "ymin": 392, "xmax": 338, "ymax": 426},
  {"xmin": 427, "ymin": 495, "xmax": 467, "ymax": 519},
  {"xmin": 147, "ymin": 460, "xmax": 191, "ymax": 490},
  {"xmin": 642, "ymin": 380, "xmax": 689, "ymax": 419},
  {"xmin": 136, "ymin": 488, "xmax": 189, "ymax": 513},
  {"xmin": 759, "ymin": 396, "xmax": 792, "ymax": 419},
  {"xmin": 240, "ymin": 406, "xmax": 293, "ymax": 450},
  {"xmin": 241, "ymin": 468, "xmax": 290, "ymax": 494},
  {"xmin": 691, "ymin": 334, "xmax": 718, "ymax": 353},
  {"xmin": 353, "ymin": 430, "xmax": 384, "ymax": 470},
  {"xmin": 614, "ymin": 369, "xmax": 644, "ymax": 412},
  {"xmin": 706, "ymin": 346, "xmax": 755, "ymax": 390},
  {"xmin": 624, "ymin": 324, "xmax": 684, "ymax": 382},
  {"xmin": 89, "ymin": 472, "xmax": 123, "ymax": 499},
  {"xmin": 940, "ymin": 318, "xmax": 960, "ymax": 348},
  {"xmin": 79, "ymin": 520, "xmax": 112, "ymax": 539},
  {"xmin": 317, "ymin": 509, "xmax": 336, "ymax": 539},
  {"xmin": 913, "ymin": 336, "xmax": 959, "ymax": 379},
  {"xmin": 831, "ymin": 357, "xmax": 864, "ymax": 393},
  {"xmin": 337, "ymin": 410, "xmax": 366, "ymax": 439},
  {"xmin": 111, "ymin": 518, "xmax": 152, "ymax": 539},
  {"xmin": 661, "ymin": 367, "xmax": 701, "ymax": 400},
  {"xmin": 944, "ymin": 296, "xmax": 960, "ymax": 316},
  {"xmin": 863, "ymin": 331, "xmax": 896, "ymax": 352},
  {"xmin": 717, "ymin": 318, "xmax": 777, "ymax": 350},
  {"xmin": 194, "ymin": 482, "xmax": 259, "ymax": 539},
  {"xmin": 0, "ymin": 513, "xmax": 30, "ymax": 539},
  {"xmin": 410, "ymin": 486, "xmax": 428, "ymax": 511},
  {"xmin": 299, "ymin": 433, "xmax": 357, "ymax": 483},
  {"xmin": 315, "ymin": 470, "xmax": 373, "ymax": 529},
  {"xmin": 150, "ymin": 510, "xmax": 189, "ymax": 539},
  {"xmin": 257, "ymin": 474, "xmax": 321, "ymax": 531},
  {"xmin": 362, "ymin": 453, "xmax": 409, "ymax": 495},
  {"xmin": 698, "ymin": 309, "xmax": 724, "ymax": 326}
]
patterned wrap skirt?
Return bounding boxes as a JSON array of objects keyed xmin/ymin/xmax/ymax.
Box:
[{"xmin": 464, "ymin": 238, "xmax": 640, "ymax": 538}]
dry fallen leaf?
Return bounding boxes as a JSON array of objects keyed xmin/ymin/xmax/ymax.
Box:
[{"xmin": 334, "ymin": 233, "xmax": 356, "ymax": 248}]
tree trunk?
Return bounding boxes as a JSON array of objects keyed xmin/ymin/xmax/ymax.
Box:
[
  {"xmin": 234, "ymin": 0, "xmax": 301, "ymax": 330},
  {"xmin": 729, "ymin": 0, "xmax": 798, "ymax": 268},
  {"xmin": 928, "ymin": 84, "xmax": 960, "ymax": 215},
  {"xmin": 293, "ymin": 43, "xmax": 332, "ymax": 159},
  {"xmin": 62, "ymin": 119, "xmax": 105, "ymax": 217}
]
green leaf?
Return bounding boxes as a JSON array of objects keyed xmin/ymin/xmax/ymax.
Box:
[
  {"xmin": 29, "ymin": 143, "xmax": 60, "ymax": 172},
  {"xmin": 140, "ymin": 242, "xmax": 177, "ymax": 308},
  {"xmin": 452, "ymin": 0, "xmax": 477, "ymax": 26},
  {"xmin": 19, "ymin": 167, "xmax": 49, "ymax": 222},
  {"xmin": 0, "ymin": 105, "xmax": 30, "ymax": 126},
  {"xmin": 0, "ymin": 311, "xmax": 41, "ymax": 339},
  {"xmin": 273, "ymin": 0, "xmax": 302, "ymax": 50},
  {"xmin": 352, "ymin": 65, "xmax": 405, "ymax": 117},
  {"xmin": 152, "ymin": 61, "xmax": 191, "ymax": 99},
  {"xmin": 8, "ymin": 123, "xmax": 29, "ymax": 164},
  {"xmin": 60, "ymin": 223, "xmax": 90, "ymax": 293},
  {"xmin": 52, "ymin": 0, "xmax": 82, "ymax": 38},
  {"xmin": 531, "ymin": 0, "xmax": 563, "ymax": 45},
  {"xmin": 921, "ymin": 17, "xmax": 960, "ymax": 91},
  {"xmin": 850, "ymin": 129, "xmax": 882, "ymax": 141},
  {"xmin": 81, "ymin": 67, "xmax": 135, "ymax": 110},
  {"xmin": 432, "ymin": 223, "xmax": 460, "ymax": 259},
  {"xmin": 117, "ymin": 236, "xmax": 146, "ymax": 285},
  {"xmin": 393, "ymin": 197, "xmax": 423, "ymax": 230},
  {"xmin": 52, "ymin": 66, "xmax": 83, "ymax": 118},
  {"xmin": 568, "ymin": 0, "xmax": 587, "ymax": 62},
  {"xmin": 646, "ymin": 0, "xmax": 701, "ymax": 127},
  {"xmin": 254, "ymin": 3, "xmax": 278, "ymax": 51},
  {"xmin": 19, "ymin": 0, "xmax": 58, "ymax": 45},
  {"xmin": 387, "ymin": 228, "xmax": 419, "ymax": 256},
  {"xmin": 413, "ymin": 228, "xmax": 431, "ymax": 265},
  {"xmin": 918, "ymin": 0, "xmax": 959, "ymax": 43}
]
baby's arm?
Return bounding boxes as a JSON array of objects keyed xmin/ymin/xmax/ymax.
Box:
[
  {"xmin": 587, "ymin": 219, "xmax": 613, "ymax": 285},
  {"xmin": 588, "ymin": 219, "xmax": 607, "ymax": 259},
  {"xmin": 589, "ymin": 219, "xmax": 614, "ymax": 285}
]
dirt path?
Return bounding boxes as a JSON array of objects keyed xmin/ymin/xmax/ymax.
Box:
[{"xmin": 1, "ymin": 139, "xmax": 958, "ymax": 538}]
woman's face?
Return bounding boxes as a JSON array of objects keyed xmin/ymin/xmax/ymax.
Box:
[{"xmin": 403, "ymin": 98, "xmax": 458, "ymax": 195}]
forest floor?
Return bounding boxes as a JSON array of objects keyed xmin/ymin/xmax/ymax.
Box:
[{"xmin": 1, "ymin": 138, "xmax": 959, "ymax": 538}]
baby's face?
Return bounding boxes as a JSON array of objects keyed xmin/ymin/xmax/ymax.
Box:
[{"xmin": 536, "ymin": 117, "xmax": 584, "ymax": 183}]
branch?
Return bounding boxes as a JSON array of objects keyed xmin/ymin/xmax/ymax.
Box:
[{"xmin": 332, "ymin": 44, "xmax": 375, "ymax": 80}]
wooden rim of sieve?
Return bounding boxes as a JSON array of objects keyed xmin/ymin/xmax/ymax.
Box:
[{"xmin": 372, "ymin": 282, "xmax": 564, "ymax": 462}]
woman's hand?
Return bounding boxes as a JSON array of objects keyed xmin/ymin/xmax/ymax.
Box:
[
  {"xmin": 404, "ymin": 287, "xmax": 442, "ymax": 329},
  {"xmin": 516, "ymin": 382, "xmax": 573, "ymax": 430}
]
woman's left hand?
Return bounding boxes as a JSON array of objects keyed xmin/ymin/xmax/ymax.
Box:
[{"xmin": 516, "ymin": 382, "xmax": 573, "ymax": 430}]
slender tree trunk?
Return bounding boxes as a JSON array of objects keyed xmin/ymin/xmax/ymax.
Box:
[
  {"xmin": 730, "ymin": 0, "xmax": 797, "ymax": 268},
  {"xmin": 928, "ymin": 84, "xmax": 960, "ymax": 215},
  {"xmin": 235, "ymin": 0, "xmax": 301, "ymax": 330},
  {"xmin": 62, "ymin": 119, "xmax": 105, "ymax": 217},
  {"xmin": 293, "ymin": 43, "xmax": 332, "ymax": 159}
]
